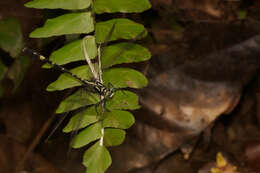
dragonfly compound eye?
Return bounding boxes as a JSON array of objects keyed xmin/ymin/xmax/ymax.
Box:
[
  {"xmin": 108, "ymin": 89, "xmax": 114, "ymax": 98},
  {"xmin": 109, "ymin": 92, "xmax": 114, "ymax": 98}
]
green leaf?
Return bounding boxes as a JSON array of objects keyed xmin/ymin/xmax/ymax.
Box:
[
  {"xmin": 7, "ymin": 56, "xmax": 30, "ymax": 92},
  {"xmin": 95, "ymin": 18, "xmax": 147, "ymax": 43},
  {"xmin": 0, "ymin": 59, "xmax": 7, "ymax": 81},
  {"xmin": 30, "ymin": 12, "xmax": 94, "ymax": 38},
  {"xmin": 25, "ymin": 0, "xmax": 91, "ymax": 10},
  {"xmin": 106, "ymin": 90, "xmax": 140, "ymax": 110},
  {"xmin": 72, "ymin": 122, "xmax": 102, "ymax": 148},
  {"xmin": 104, "ymin": 128, "xmax": 125, "ymax": 146},
  {"xmin": 63, "ymin": 106, "xmax": 99, "ymax": 133},
  {"xmin": 43, "ymin": 36, "xmax": 97, "ymax": 67},
  {"xmin": 46, "ymin": 65, "xmax": 95, "ymax": 91},
  {"xmin": 56, "ymin": 89, "xmax": 100, "ymax": 114},
  {"xmin": 101, "ymin": 42, "xmax": 151, "ymax": 69},
  {"xmin": 0, "ymin": 18, "xmax": 23, "ymax": 57},
  {"xmin": 94, "ymin": 0, "xmax": 151, "ymax": 14},
  {"xmin": 103, "ymin": 110, "xmax": 135, "ymax": 129},
  {"xmin": 83, "ymin": 141, "xmax": 112, "ymax": 173},
  {"xmin": 103, "ymin": 67, "xmax": 148, "ymax": 88}
]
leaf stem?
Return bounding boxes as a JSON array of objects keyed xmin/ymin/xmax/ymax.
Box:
[{"xmin": 100, "ymin": 127, "xmax": 104, "ymax": 146}]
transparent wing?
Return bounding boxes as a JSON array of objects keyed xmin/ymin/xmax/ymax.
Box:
[
  {"xmin": 68, "ymin": 88, "xmax": 86, "ymax": 154},
  {"xmin": 44, "ymin": 111, "xmax": 70, "ymax": 143},
  {"xmin": 44, "ymin": 88, "xmax": 86, "ymax": 143}
]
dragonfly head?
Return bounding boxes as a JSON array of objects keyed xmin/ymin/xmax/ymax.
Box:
[
  {"xmin": 94, "ymin": 81, "xmax": 115, "ymax": 99},
  {"xmin": 104, "ymin": 83, "xmax": 115, "ymax": 99}
]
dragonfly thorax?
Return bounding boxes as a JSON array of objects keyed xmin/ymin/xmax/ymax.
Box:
[{"xmin": 94, "ymin": 81, "xmax": 115, "ymax": 99}]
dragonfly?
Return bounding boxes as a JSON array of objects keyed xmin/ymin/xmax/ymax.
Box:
[
  {"xmin": 23, "ymin": 23, "xmax": 119, "ymax": 104},
  {"xmin": 23, "ymin": 24, "xmax": 146, "ymax": 146},
  {"xmin": 23, "ymin": 24, "xmax": 119, "ymax": 144}
]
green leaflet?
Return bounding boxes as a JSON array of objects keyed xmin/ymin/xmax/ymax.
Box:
[
  {"xmin": 103, "ymin": 110, "xmax": 135, "ymax": 129},
  {"xmin": 103, "ymin": 67, "xmax": 148, "ymax": 89},
  {"xmin": 0, "ymin": 18, "xmax": 23, "ymax": 57},
  {"xmin": 104, "ymin": 128, "xmax": 126, "ymax": 147},
  {"xmin": 72, "ymin": 122, "xmax": 102, "ymax": 148},
  {"xmin": 83, "ymin": 141, "xmax": 112, "ymax": 173},
  {"xmin": 25, "ymin": 0, "xmax": 91, "ymax": 10},
  {"xmin": 30, "ymin": 12, "xmax": 94, "ymax": 38},
  {"xmin": 94, "ymin": 0, "xmax": 151, "ymax": 14},
  {"xmin": 101, "ymin": 42, "xmax": 151, "ymax": 69},
  {"xmin": 43, "ymin": 36, "xmax": 97, "ymax": 67},
  {"xmin": 46, "ymin": 65, "xmax": 95, "ymax": 91},
  {"xmin": 63, "ymin": 106, "xmax": 99, "ymax": 133},
  {"xmin": 106, "ymin": 90, "xmax": 140, "ymax": 110},
  {"xmin": 56, "ymin": 89, "xmax": 100, "ymax": 114},
  {"xmin": 95, "ymin": 18, "xmax": 147, "ymax": 43}
]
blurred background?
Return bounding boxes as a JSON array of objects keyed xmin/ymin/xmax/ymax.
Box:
[{"xmin": 0, "ymin": 0, "xmax": 260, "ymax": 173}]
